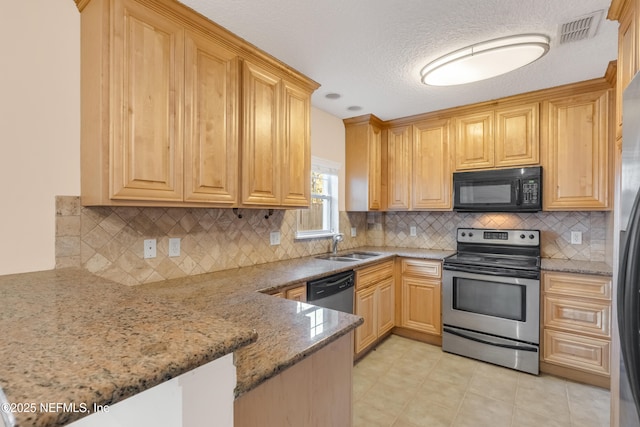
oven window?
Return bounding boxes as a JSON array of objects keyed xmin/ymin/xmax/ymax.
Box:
[
  {"xmin": 459, "ymin": 183, "xmax": 511, "ymax": 204},
  {"xmin": 453, "ymin": 277, "xmax": 525, "ymax": 321}
]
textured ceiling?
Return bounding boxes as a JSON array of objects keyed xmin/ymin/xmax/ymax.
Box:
[{"xmin": 177, "ymin": 0, "xmax": 618, "ymax": 120}]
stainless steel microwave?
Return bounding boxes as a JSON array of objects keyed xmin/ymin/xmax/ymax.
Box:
[{"xmin": 453, "ymin": 166, "xmax": 542, "ymax": 212}]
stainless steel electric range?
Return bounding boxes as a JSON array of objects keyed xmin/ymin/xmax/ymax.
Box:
[{"xmin": 442, "ymin": 228, "xmax": 541, "ymax": 375}]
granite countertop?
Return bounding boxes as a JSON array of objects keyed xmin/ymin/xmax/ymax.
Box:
[
  {"xmin": 1, "ymin": 247, "xmax": 455, "ymax": 427},
  {"xmin": 0, "ymin": 269, "xmax": 257, "ymax": 427},
  {"xmin": 541, "ymin": 258, "xmax": 613, "ymax": 276}
]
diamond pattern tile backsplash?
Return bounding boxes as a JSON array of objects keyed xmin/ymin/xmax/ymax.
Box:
[
  {"xmin": 55, "ymin": 196, "xmax": 367, "ymax": 285},
  {"xmin": 377, "ymin": 211, "xmax": 607, "ymax": 262},
  {"xmin": 55, "ymin": 196, "xmax": 608, "ymax": 285}
]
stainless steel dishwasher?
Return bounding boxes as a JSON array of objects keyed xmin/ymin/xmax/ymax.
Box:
[{"xmin": 306, "ymin": 270, "xmax": 355, "ymax": 314}]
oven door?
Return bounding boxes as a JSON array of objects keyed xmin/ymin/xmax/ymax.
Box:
[{"xmin": 442, "ymin": 269, "xmax": 540, "ymax": 344}]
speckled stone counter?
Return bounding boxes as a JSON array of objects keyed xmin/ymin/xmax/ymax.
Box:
[
  {"xmin": 0, "ymin": 247, "xmax": 451, "ymax": 427},
  {"xmin": 0, "ymin": 269, "xmax": 257, "ymax": 427},
  {"xmin": 541, "ymin": 258, "xmax": 613, "ymax": 276}
]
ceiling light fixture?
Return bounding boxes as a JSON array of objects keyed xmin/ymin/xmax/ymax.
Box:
[{"xmin": 420, "ymin": 34, "xmax": 550, "ymax": 86}]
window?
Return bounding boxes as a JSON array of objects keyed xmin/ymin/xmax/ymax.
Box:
[{"xmin": 295, "ymin": 157, "xmax": 340, "ymax": 239}]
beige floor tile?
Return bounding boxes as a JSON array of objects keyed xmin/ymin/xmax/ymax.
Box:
[
  {"xmin": 353, "ymin": 400, "xmax": 398, "ymax": 427},
  {"xmin": 398, "ymin": 398, "xmax": 457, "ymax": 427},
  {"xmin": 452, "ymin": 391, "xmax": 513, "ymax": 427},
  {"xmin": 353, "ymin": 374, "xmax": 376, "ymax": 401},
  {"xmin": 515, "ymin": 375, "xmax": 571, "ymax": 424},
  {"xmin": 468, "ymin": 363, "xmax": 519, "ymax": 404},
  {"xmin": 352, "ymin": 335, "xmax": 610, "ymax": 427},
  {"xmin": 567, "ymin": 381, "xmax": 610, "ymax": 427},
  {"xmin": 361, "ymin": 380, "xmax": 416, "ymax": 417},
  {"xmin": 511, "ymin": 406, "xmax": 569, "ymax": 427},
  {"xmin": 416, "ymin": 377, "xmax": 467, "ymax": 410}
]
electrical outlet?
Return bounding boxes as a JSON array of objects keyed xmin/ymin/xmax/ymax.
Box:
[
  {"xmin": 143, "ymin": 239, "xmax": 156, "ymax": 259},
  {"xmin": 351, "ymin": 227, "xmax": 357, "ymax": 237},
  {"xmin": 410, "ymin": 226, "xmax": 417, "ymax": 237},
  {"xmin": 270, "ymin": 231, "xmax": 281, "ymax": 246},
  {"xmin": 169, "ymin": 238, "xmax": 181, "ymax": 257},
  {"xmin": 571, "ymin": 231, "xmax": 583, "ymax": 245}
]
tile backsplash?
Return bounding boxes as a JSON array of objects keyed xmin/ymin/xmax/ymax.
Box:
[
  {"xmin": 55, "ymin": 196, "xmax": 366, "ymax": 285},
  {"xmin": 55, "ymin": 196, "xmax": 609, "ymax": 285},
  {"xmin": 375, "ymin": 211, "xmax": 607, "ymax": 262}
]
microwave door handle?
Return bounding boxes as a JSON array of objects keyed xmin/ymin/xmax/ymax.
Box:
[{"xmin": 515, "ymin": 180, "xmax": 522, "ymax": 205}]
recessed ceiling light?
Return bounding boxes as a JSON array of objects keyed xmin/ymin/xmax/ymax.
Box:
[
  {"xmin": 347, "ymin": 106, "xmax": 362, "ymax": 111},
  {"xmin": 325, "ymin": 93, "xmax": 341, "ymax": 99},
  {"xmin": 420, "ymin": 34, "xmax": 550, "ymax": 86}
]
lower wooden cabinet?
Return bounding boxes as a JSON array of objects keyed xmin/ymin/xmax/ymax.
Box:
[
  {"xmin": 399, "ymin": 258, "xmax": 442, "ymax": 337},
  {"xmin": 541, "ymin": 271, "xmax": 612, "ymax": 384},
  {"xmin": 285, "ymin": 285, "xmax": 306, "ymax": 302},
  {"xmin": 354, "ymin": 261, "xmax": 395, "ymax": 355}
]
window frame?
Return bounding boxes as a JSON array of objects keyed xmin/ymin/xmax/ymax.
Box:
[{"xmin": 295, "ymin": 156, "xmax": 340, "ymax": 240}]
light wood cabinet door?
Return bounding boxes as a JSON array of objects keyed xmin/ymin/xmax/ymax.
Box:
[
  {"xmin": 110, "ymin": 0, "xmax": 184, "ymax": 202},
  {"xmin": 412, "ymin": 119, "xmax": 452, "ymax": 210},
  {"xmin": 368, "ymin": 125, "xmax": 383, "ymax": 210},
  {"xmin": 543, "ymin": 90, "xmax": 610, "ymax": 210},
  {"xmin": 454, "ymin": 110, "xmax": 494, "ymax": 170},
  {"xmin": 281, "ymin": 80, "xmax": 311, "ymax": 207},
  {"xmin": 242, "ymin": 60, "xmax": 281, "ymax": 206},
  {"xmin": 355, "ymin": 285, "xmax": 378, "ymax": 353},
  {"xmin": 495, "ymin": 103, "xmax": 539, "ymax": 167},
  {"xmin": 183, "ymin": 30, "xmax": 239, "ymax": 204},
  {"xmin": 345, "ymin": 115, "xmax": 384, "ymax": 211},
  {"xmin": 617, "ymin": 0, "xmax": 638, "ymax": 141},
  {"xmin": 377, "ymin": 277, "xmax": 395, "ymax": 336},
  {"xmin": 401, "ymin": 276, "xmax": 441, "ymax": 336},
  {"xmin": 387, "ymin": 126, "xmax": 412, "ymax": 210},
  {"xmin": 285, "ymin": 285, "xmax": 307, "ymax": 302}
]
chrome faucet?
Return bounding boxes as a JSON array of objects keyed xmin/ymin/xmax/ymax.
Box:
[{"xmin": 331, "ymin": 233, "xmax": 344, "ymax": 255}]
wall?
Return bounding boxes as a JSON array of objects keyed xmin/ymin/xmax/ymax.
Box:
[
  {"xmin": 0, "ymin": 0, "xmax": 80, "ymax": 275},
  {"xmin": 311, "ymin": 108, "xmax": 346, "ymax": 210}
]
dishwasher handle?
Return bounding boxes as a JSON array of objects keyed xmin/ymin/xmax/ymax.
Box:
[{"xmin": 307, "ymin": 271, "xmax": 354, "ymax": 301}]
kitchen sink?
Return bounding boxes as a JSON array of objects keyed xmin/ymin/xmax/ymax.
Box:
[
  {"xmin": 340, "ymin": 252, "xmax": 379, "ymax": 259},
  {"xmin": 315, "ymin": 255, "xmax": 359, "ymax": 262},
  {"xmin": 315, "ymin": 252, "xmax": 380, "ymax": 262}
]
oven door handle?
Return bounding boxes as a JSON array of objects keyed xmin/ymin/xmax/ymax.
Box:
[{"xmin": 443, "ymin": 327, "xmax": 538, "ymax": 352}]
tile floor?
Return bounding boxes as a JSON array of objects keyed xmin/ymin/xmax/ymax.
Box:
[{"xmin": 353, "ymin": 335, "xmax": 610, "ymax": 427}]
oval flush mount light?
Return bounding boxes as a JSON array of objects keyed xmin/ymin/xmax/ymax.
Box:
[{"xmin": 420, "ymin": 34, "xmax": 550, "ymax": 86}]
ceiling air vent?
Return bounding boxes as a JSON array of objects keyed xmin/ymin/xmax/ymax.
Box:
[{"xmin": 558, "ymin": 10, "xmax": 603, "ymax": 44}]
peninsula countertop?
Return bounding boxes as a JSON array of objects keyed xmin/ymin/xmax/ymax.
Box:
[{"xmin": 1, "ymin": 247, "xmax": 455, "ymax": 427}]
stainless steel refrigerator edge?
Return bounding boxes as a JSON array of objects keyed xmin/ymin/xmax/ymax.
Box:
[{"xmin": 616, "ymin": 71, "xmax": 640, "ymax": 427}]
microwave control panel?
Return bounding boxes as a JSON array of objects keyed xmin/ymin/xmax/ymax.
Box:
[{"xmin": 521, "ymin": 179, "xmax": 539, "ymax": 206}]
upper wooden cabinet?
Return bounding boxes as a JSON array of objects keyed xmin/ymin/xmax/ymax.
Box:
[
  {"xmin": 345, "ymin": 115, "xmax": 384, "ymax": 211},
  {"xmin": 412, "ymin": 119, "xmax": 452, "ymax": 210},
  {"xmin": 386, "ymin": 125, "xmax": 412, "ymax": 210},
  {"xmin": 372, "ymin": 119, "xmax": 452, "ymax": 212},
  {"xmin": 610, "ymin": 0, "xmax": 639, "ymax": 142},
  {"xmin": 454, "ymin": 103, "xmax": 539, "ymax": 171},
  {"xmin": 542, "ymin": 89, "xmax": 612, "ymax": 210},
  {"xmin": 77, "ymin": 0, "xmax": 317, "ymax": 207},
  {"xmin": 454, "ymin": 110, "xmax": 494, "ymax": 170}
]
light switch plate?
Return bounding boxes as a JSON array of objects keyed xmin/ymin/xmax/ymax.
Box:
[
  {"xmin": 410, "ymin": 226, "xmax": 417, "ymax": 237},
  {"xmin": 351, "ymin": 227, "xmax": 357, "ymax": 237},
  {"xmin": 270, "ymin": 231, "xmax": 281, "ymax": 246},
  {"xmin": 571, "ymin": 231, "xmax": 582, "ymax": 245},
  {"xmin": 169, "ymin": 238, "xmax": 181, "ymax": 257},
  {"xmin": 144, "ymin": 239, "xmax": 156, "ymax": 259}
]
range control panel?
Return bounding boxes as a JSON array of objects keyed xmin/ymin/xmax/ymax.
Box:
[{"xmin": 457, "ymin": 228, "xmax": 540, "ymax": 246}]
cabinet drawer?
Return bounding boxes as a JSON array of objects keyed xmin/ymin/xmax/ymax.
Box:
[
  {"xmin": 400, "ymin": 258, "xmax": 441, "ymax": 279},
  {"xmin": 544, "ymin": 296, "xmax": 610, "ymax": 337},
  {"xmin": 356, "ymin": 260, "xmax": 394, "ymax": 290},
  {"xmin": 543, "ymin": 272, "xmax": 611, "ymax": 300},
  {"xmin": 543, "ymin": 329, "xmax": 610, "ymax": 376}
]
